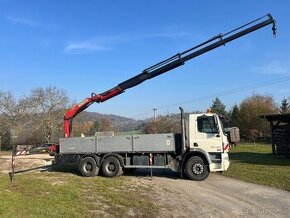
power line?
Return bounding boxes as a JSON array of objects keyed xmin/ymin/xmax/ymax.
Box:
[{"xmin": 129, "ymin": 75, "xmax": 290, "ymax": 119}]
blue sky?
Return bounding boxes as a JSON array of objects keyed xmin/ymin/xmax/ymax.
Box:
[{"xmin": 1, "ymin": 1, "xmax": 290, "ymax": 119}]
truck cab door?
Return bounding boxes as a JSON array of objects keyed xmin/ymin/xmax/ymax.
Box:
[{"xmin": 191, "ymin": 115, "xmax": 223, "ymax": 152}]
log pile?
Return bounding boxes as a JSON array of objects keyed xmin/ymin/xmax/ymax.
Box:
[{"xmin": 273, "ymin": 124, "xmax": 290, "ymax": 158}]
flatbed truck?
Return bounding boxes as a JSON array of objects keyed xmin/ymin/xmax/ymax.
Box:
[{"xmin": 55, "ymin": 14, "xmax": 276, "ymax": 180}]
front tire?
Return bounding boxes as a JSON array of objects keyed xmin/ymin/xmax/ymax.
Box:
[
  {"xmin": 78, "ymin": 157, "xmax": 99, "ymax": 177},
  {"xmin": 184, "ymin": 156, "xmax": 209, "ymax": 181},
  {"xmin": 101, "ymin": 156, "xmax": 121, "ymax": 177}
]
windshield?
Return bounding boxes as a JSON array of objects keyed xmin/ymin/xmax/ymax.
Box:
[{"xmin": 197, "ymin": 116, "xmax": 218, "ymax": 134}]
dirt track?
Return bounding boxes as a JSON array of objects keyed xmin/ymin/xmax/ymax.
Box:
[
  {"xmin": 125, "ymin": 169, "xmax": 290, "ymax": 217},
  {"xmin": 1, "ymin": 154, "xmax": 289, "ymax": 217},
  {"xmin": 0, "ymin": 153, "xmax": 53, "ymax": 174}
]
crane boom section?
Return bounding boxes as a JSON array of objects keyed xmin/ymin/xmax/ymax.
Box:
[{"xmin": 64, "ymin": 14, "xmax": 276, "ymax": 137}]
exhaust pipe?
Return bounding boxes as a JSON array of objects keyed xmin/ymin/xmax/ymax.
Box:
[{"xmin": 179, "ymin": 107, "xmax": 186, "ymax": 154}]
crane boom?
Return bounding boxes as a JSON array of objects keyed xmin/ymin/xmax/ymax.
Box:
[{"xmin": 64, "ymin": 14, "xmax": 276, "ymax": 137}]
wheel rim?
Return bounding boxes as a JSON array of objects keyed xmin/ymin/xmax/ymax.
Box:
[
  {"xmin": 108, "ymin": 163, "xmax": 116, "ymax": 172},
  {"xmin": 192, "ymin": 163, "xmax": 204, "ymax": 175},
  {"xmin": 84, "ymin": 163, "xmax": 93, "ymax": 172}
]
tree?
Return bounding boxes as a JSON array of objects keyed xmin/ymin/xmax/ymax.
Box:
[
  {"xmin": 280, "ymin": 98, "xmax": 290, "ymax": 114},
  {"xmin": 210, "ymin": 97, "xmax": 227, "ymax": 117},
  {"xmin": 229, "ymin": 104, "xmax": 240, "ymax": 127},
  {"xmin": 143, "ymin": 116, "xmax": 180, "ymax": 134},
  {"xmin": 0, "ymin": 129, "xmax": 11, "ymax": 151},
  {"xmin": 238, "ymin": 94, "xmax": 278, "ymax": 142},
  {"xmin": 0, "ymin": 91, "xmax": 28, "ymax": 149},
  {"xmin": 0, "ymin": 87, "xmax": 72, "ymax": 145},
  {"xmin": 26, "ymin": 86, "xmax": 69, "ymax": 143},
  {"xmin": 0, "ymin": 91, "xmax": 28, "ymax": 125},
  {"xmin": 99, "ymin": 118, "xmax": 113, "ymax": 132}
]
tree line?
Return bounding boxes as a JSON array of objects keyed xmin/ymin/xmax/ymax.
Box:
[
  {"xmin": 139, "ymin": 95, "xmax": 290, "ymax": 143},
  {"xmin": 0, "ymin": 87, "xmax": 69, "ymax": 150},
  {"xmin": 1, "ymin": 86, "xmax": 290, "ymax": 149},
  {"xmin": 0, "ymin": 86, "xmax": 119, "ymax": 150},
  {"xmin": 210, "ymin": 95, "xmax": 289, "ymax": 142}
]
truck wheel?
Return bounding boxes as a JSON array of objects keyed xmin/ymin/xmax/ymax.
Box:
[
  {"xmin": 78, "ymin": 157, "xmax": 99, "ymax": 177},
  {"xmin": 184, "ymin": 156, "xmax": 209, "ymax": 181},
  {"xmin": 101, "ymin": 156, "xmax": 121, "ymax": 177}
]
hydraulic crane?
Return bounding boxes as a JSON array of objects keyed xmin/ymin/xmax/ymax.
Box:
[{"xmin": 64, "ymin": 14, "xmax": 276, "ymax": 138}]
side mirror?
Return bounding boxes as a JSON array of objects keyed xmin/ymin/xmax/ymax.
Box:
[
  {"xmin": 213, "ymin": 115, "xmax": 219, "ymax": 125},
  {"xmin": 214, "ymin": 116, "xmax": 220, "ymax": 134}
]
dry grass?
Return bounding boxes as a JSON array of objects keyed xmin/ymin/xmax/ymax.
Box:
[{"xmin": 0, "ymin": 169, "xmax": 159, "ymax": 217}]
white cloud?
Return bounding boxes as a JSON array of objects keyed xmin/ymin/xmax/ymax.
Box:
[
  {"xmin": 64, "ymin": 31, "xmax": 191, "ymax": 55},
  {"xmin": 6, "ymin": 16, "xmax": 38, "ymax": 27},
  {"xmin": 64, "ymin": 40, "xmax": 111, "ymax": 54}
]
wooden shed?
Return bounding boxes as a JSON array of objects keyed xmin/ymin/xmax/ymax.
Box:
[{"xmin": 261, "ymin": 113, "xmax": 290, "ymax": 158}]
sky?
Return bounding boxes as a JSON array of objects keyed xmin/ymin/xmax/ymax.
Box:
[{"xmin": 1, "ymin": 1, "xmax": 290, "ymax": 119}]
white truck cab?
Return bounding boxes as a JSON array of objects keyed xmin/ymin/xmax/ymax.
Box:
[{"xmin": 187, "ymin": 113, "xmax": 230, "ymax": 173}]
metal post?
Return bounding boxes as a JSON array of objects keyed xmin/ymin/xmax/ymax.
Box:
[
  {"xmin": 9, "ymin": 129, "xmax": 18, "ymax": 182},
  {"xmin": 153, "ymin": 108, "xmax": 157, "ymax": 122},
  {"xmin": 149, "ymin": 153, "xmax": 153, "ymax": 179},
  {"xmin": 9, "ymin": 147, "xmax": 16, "ymax": 182}
]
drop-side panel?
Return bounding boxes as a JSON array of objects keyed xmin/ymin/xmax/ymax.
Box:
[
  {"xmin": 97, "ymin": 135, "xmax": 132, "ymax": 153},
  {"xmin": 133, "ymin": 134, "xmax": 175, "ymax": 152},
  {"xmin": 60, "ymin": 137, "xmax": 96, "ymax": 153}
]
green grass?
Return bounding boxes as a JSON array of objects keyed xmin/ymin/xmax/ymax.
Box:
[
  {"xmin": 0, "ymin": 170, "xmax": 158, "ymax": 217},
  {"xmin": 224, "ymin": 143, "xmax": 290, "ymax": 191}
]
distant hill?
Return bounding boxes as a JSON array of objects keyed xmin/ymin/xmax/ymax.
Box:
[
  {"xmin": 77, "ymin": 110, "xmax": 203, "ymax": 132},
  {"xmin": 77, "ymin": 111, "xmax": 144, "ymax": 132}
]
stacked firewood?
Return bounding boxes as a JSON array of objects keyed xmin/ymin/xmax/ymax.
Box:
[{"xmin": 273, "ymin": 124, "xmax": 290, "ymax": 158}]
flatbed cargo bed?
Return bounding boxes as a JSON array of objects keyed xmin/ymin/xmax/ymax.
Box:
[{"xmin": 60, "ymin": 133, "xmax": 176, "ymax": 154}]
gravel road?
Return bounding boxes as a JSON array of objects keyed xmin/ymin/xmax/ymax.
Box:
[{"xmin": 133, "ymin": 169, "xmax": 290, "ymax": 218}]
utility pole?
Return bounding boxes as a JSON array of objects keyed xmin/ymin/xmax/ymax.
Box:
[{"xmin": 153, "ymin": 108, "xmax": 157, "ymax": 121}]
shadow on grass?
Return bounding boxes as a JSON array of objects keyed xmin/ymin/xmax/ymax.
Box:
[
  {"xmin": 49, "ymin": 163, "xmax": 81, "ymax": 176},
  {"xmin": 14, "ymin": 166, "xmax": 50, "ymax": 174},
  {"xmin": 8, "ymin": 164, "xmax": 81, "ymax": 179},
  {"xmin": 229, "ymin": 152, "xmax": 290, "ymax": 166}
]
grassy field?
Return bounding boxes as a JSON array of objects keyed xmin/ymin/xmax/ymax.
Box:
[
  {"xmin": 224, "ymin": 143, "xmax": 290, "ymax": 191},
  {"xmin": 0, "ymin": 170, "xmax": 158, "ymax": 217}
]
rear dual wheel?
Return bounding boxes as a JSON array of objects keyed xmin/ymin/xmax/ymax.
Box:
[
  {"xmin": 78, "ymin": 157, "xmax": 99, "ymax": 177},
  {"xmin": 101, "ymin": 156, "xmax": 122, "ymax": 177}
]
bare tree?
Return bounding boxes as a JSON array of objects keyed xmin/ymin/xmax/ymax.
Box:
[
  {"xmin": 27, "ymin": 86, "xmax": 69, "ymax": 143},
  {"xmin": 0, "ymin": 91, "xmax": 28, "ymax": 124},
  {"xmin": 99, "ymin": 118, "xmax": 113, "ymax": 132},
  {"xmin": 143, "ymin": 116, "xmax": 180, "ymax": 134},
  {"xmin": 0, "ymin": 91, "xmax": 28, "ymax": 149}
]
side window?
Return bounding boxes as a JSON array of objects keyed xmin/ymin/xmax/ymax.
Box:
[{"xmin": 197, "ymin": 116, "xmax": 217, "ymax": 134}]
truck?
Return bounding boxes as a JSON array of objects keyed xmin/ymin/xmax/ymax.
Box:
[{"xmin": 54, "ymin": 14, "xmax": 276, "ymax": 180}]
